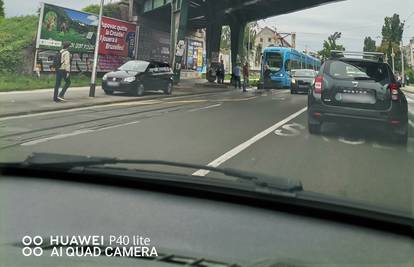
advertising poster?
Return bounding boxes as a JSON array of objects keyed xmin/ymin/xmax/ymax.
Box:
[{"xmin": 35, "ymin": 3, "xmax": 137, "ymax": 72}]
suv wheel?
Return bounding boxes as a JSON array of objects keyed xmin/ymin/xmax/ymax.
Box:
[
  {"xmin": 104, "ymin": 90, "xmax": 114, "ymax": 95},
  {"xmin": 308, "ymin": 122, "xmax": 322, "ymax": 134},
  {"xmin": 164, "ymin": 82, "xmax": 173, "ymax": 95},
  {"xmin": 132, "ymin": 84, "xmax": 145, "ymax": 96}
]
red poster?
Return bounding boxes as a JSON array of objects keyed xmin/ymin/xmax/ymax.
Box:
[{"xmin": 99, "ymin": 17, "xmax": 137, "ymax": 57}]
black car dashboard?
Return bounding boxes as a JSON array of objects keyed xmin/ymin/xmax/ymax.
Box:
[{"xmin": 0, "ymin": 175, "xmax": 413, "ymax": 267}]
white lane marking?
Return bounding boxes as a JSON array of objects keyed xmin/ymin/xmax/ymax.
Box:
[
  {"xmin": 274, "ymin": 123, "xmax": 305, "ymax": 137},
  {"xmin": 0, "ymin": 100, "xmax": 160, "ymax": 122},
  {"xmin": 409, "ymin": 108, "xmax": 414, "ymax": 116},
  {"xmin": 21, "ymin": 121, "xmax": 141, "ymax": 146},
  {"xmin": 409, "ymin": 120, "xmax": 414, "ymax": 129},
  {"xmin": 192, "ymin": 107, "xmax": 307, "ymax": 177},
  {"xmin": 338, "ymin": 137, "xmax": 365, "ymax": 145},
  {"xmin": 189, "ymin": 103, "xmax": 222, "ymax": 112}
]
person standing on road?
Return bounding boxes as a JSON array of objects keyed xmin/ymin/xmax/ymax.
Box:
[
  {"xmin": 406, "ymin": 76, "xmax": 410, "ymax": 86},
  {"xmin": 53, "ymin": 41, "xmax": 71, "ymax": 102},
  {"xmin": 263, "ymin": 64, "xmax": 271, "ymax": 90},
  {"xmin": 217, "ymin": 60, "xmax": 225, "ymax": 84},
  {"xmin": 242, "ymin": 62, "xmax": 249, "ymax": 92},
  {"xmin": 233, "ymin": 64, "xmax": 241, "ymax": 89}
]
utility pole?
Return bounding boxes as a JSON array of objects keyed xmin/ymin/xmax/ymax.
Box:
[
  {"xmin": 89, "ymin": 0, "xmax": 104, "ymax": 97},
  {"xmin": 401, "ymin": 40, "xmax": 405, "ymax": 85},
  {"xmin": 391, "ymin": 47, "xmax": 395, "ymax": 74}
]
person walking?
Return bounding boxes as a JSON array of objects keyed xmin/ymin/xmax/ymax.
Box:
[
  {"xmin": 406, "ymin": 75, "xmax": 410, "ymax": 86},
  {"xmin": 233, "ymin": 64, "xmax": 241, "ymax": 89},
  {"xmin": 53, "ymin": 41, "xmax": 71, "ymax": 102},
  {"xmin": 217, "ymin": 60, "xmax": 225, "ymax": 84},
  {"xmin": 242, "ymin": 62, "xmax": 249, "ymax": 92}
]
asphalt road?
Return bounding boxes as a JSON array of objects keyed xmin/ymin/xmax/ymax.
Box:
[{"xmin": 1, "ymin": 89, "xmax": 414, "ymax": 215}]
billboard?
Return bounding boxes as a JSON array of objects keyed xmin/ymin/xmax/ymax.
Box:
[
  {"xmin": 99, "ymin": 17, "xmax": 136, "ymax": 58},
  {"xmin": 35, "ymin": 3, "xmax": 137, "ymax": 72}
]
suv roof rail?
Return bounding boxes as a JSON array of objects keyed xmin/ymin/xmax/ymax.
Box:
[{"xmin": 330, "ymin": 50, "xmax": 384, "ymax": 62}]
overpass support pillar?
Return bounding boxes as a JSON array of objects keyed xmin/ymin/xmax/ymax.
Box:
[
  {"xmin": 230, "ymin": 20, "xmax": 246, "ymax": 71},
  {"xmin": 170, "ymin": 0, "xmax": 189, "ymax": 83},
  {"xmin": 206, "ymin": 21, "xmax": 223, "ymax": 70}
]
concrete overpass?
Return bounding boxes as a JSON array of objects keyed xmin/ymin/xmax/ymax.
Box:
[{"xmin": 129, "ymin": 0, "xmax": 341, "ymax": 81}]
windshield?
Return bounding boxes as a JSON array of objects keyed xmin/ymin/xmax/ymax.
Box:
[
  {"xmin": 328, "ymin": 60, "xmax": 391, "ymax": 82},
  {"xmin": 1, "ymin": 0, "xmax": 414, "ymax": 264},
  {"xmin": 118, "ymin": 61, "xmax": 150, "ymax": 72},
  {"xmin": 266, "ymin": 52, "xmax": 283, "ymax": 72},
  {"xmin": 292, "ymin": 69, "xmax": 316, "ymax": 77}
]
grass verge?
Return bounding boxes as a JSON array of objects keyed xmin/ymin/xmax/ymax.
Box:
[{"xmin": 0, "ymin": 73, "xmax": 102, "ymax": 92}]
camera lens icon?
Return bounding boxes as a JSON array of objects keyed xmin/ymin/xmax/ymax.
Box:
[{"xmin": 22, "ymin": 236, "xmax": 43, "ymax": 256}]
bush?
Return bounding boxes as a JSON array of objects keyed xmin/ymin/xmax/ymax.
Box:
[{"xmin": 0, "ymin": 15, "xmax": 38, "ymax": 73}]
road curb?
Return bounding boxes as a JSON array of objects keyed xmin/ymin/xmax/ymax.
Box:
[{"xmin": 0, "ymin": 89, "xmax": 230, "ymax": 119}]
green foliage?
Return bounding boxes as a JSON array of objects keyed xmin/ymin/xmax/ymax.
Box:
[
  {"xmin": 0, "ymin": 0, "xmax": 5, "ymax": 18},
  {"xmin": 0, "ymin": 15, "xmax": 38, "ymax": 72},
  {"xmin": 363, "ymin": 37, "xmax": 376, "ymax": 52},
  {"xmin": 0, "ymin": 72, "xmax": 101, "ymax": 91},
  {"xmin": 380, "ymin": 13, "xmax": 404, "ymax": 72},
  {"xmin": 220, "ymin": 25, "xmax": 231, "ymax": 50},
  {"xmin": 405, "ymin": 68, "xmax": 414, "ymax": 83},
  {"xmin": 82, "ymin": 3, "xmax": 122, "ymax": 19},
  {"xmin": 318, "ymin": 32, "xmax": 345, "ymax": 60},
  {"xmin": 381, "ymin": 14, "xmax": 404, "ymax": 44}
]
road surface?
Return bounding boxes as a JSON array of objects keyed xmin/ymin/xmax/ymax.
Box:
[{"xmin": 1, "ymin": 89, "xmax": 413, "ymax": 214}]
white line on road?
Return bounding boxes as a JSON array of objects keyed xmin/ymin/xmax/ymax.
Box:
[
  {"xmin": 406, "ymin": 95, "xmax": 414, "ymax": 104},
  {"xmin": 409, "ymin": 120, "xmax": 414, "ymax": 129},
  {"xmin": 192, "ymin": 107, "xmax": 308, "ymax": 177},
  {"xmin": 189, "ymin": 103, "xmax": 222, "ymax": 112},
  {"xmin": 20, "ymin": 120, "xmax": 141, "ymax": 146}
]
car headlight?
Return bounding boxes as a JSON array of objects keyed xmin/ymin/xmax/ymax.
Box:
[
  {"xmin": 291, "ymin": 78, "xmax": 296, "ymax": 83},
  {"xmin": 280, "ymin": 74, "xmax": 284, "ymax": 77},
  {"xmin": 123, "ymin": 77, "xmax": 136, "ymax": 83},
  {"xmin": 102, "ymin": 74, "xmax": 108, "ymax": 81}
]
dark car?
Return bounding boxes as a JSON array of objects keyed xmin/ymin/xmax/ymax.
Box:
[
  {"xmin": 102, "ymin": 60, "xmax": 174, "ymax": 96},
  {"xmin": 307, "ymin": 51, "xmax": 408, "ymax": 144},
  {"xmin": 290, "ymin": 69, "xmax": 317, "ymax": 94}
]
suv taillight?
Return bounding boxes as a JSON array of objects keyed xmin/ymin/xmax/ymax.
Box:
[
  {"xmin": 389, "ymin": 83, "xmax": 399, "ymax": 101},
  {"xmin": 314, "ymin": 76, "xmax": 323, "ymax": 94}
]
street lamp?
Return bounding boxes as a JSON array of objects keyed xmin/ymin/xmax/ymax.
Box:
[{"xmin": 89, "ymin": 0, "xmax": 105, "ymax": 97}]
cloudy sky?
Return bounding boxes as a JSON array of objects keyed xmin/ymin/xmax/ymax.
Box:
[{"xmin": 4, "ymin": 0, "xmax": 414, "ymax": 52}]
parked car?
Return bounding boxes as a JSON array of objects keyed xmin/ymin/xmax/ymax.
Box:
[
  {"xmin": 290, "ymin": 69, "xmax": 317, "ymax": 94},
  {"xmin": 307, "ymin": 51, "xmax": 408, "ymax": 144},
  {"xmin": 102, "ymin": 60, "xmax": 174, "ymax": 96}
]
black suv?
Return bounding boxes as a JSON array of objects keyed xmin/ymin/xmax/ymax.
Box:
[{"xmin": 307, "ymin": 51, "xmax": 408, "ymax": 144}]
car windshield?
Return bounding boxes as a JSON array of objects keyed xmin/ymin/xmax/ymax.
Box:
[
  {"xmin": 292, "ymin": 70, "xmax": 316, "ymax": 77},
  {"xmin": 1, "ymin": 0, "xmax": 414, "ymax": 264},
  {"xmin": 118, "ymin": 61, "xmax": 150, "ymax": 72}
]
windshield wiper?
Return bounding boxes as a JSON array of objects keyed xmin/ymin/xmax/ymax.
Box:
[{"xmin": 10, "ymin": 153, "xmax": 303, "ymax": 193}]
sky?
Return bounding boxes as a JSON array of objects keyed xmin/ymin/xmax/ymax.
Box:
[{"xmin": 4, "ymin": 0, "xmax": 414, "ymax": 53}]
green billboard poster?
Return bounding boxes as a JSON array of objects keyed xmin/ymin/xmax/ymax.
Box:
[{"xmin": 37, "ymin": 3, "xmax": 98, "ymax": 52}]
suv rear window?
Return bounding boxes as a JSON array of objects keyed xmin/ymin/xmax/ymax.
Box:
[{"xmin": 328, "ymin": 60, "xmax": 391, "ymax": 85}]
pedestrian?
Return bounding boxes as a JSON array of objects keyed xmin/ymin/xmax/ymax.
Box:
[
  {"xmin": 233, "ymin": 64, "xmax": 241, "ymax": 89},
  {"xmin": 242, "ymin": 62, "xmax": 249, "ymax": 92},
  {"xmin": 53, "ymin": 41, "xmax": 71, "ymax": 102},
  {"xmin": 217, "ymin": 60, "xmax": 225, "ymax": 84},
  {"xmin": 263, "ymin": 64, "xmax": 271, "ymax": 90},
  {"xmin": 406, "ymin": 76, "xmax": 410, "ymax": 86}
]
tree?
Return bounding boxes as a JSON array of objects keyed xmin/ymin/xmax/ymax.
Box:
[
  {"xmin": 82, "ymin": 3, "xmax": 122, "ymax": 19},
  {"xmin": 0, "ymin": 0, "xmax": 5, "ymax": 18},
  {"xmin": 363, "ymin": 37, "xmax": 376, "ymax": 52},
  {"xmin": 220, "ymin": 25, "xmax": 231, "ymax": 50},
  {"xmin": 380, "ymin": 14, "xmax": 404, "ymax": 72},
  {"xmin": 318, "ymin": 32, "xmax": 345, "ymax": 60}
]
